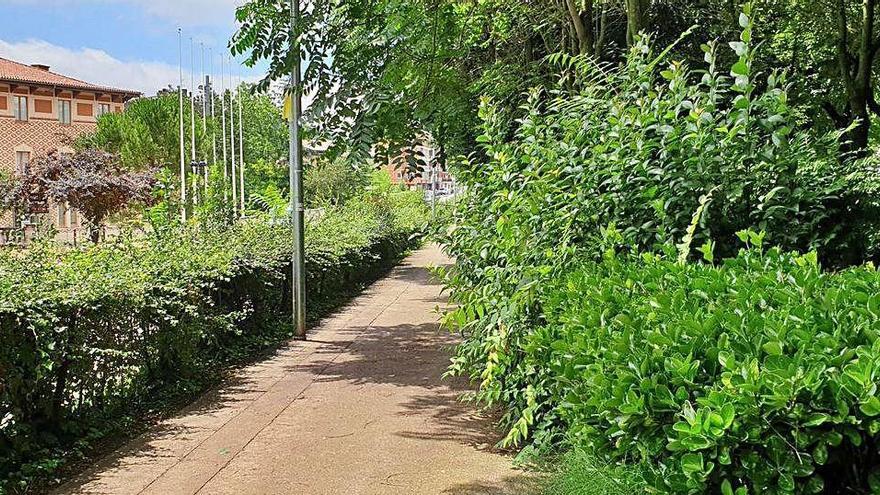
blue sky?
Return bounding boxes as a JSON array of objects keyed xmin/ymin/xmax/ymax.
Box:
[{"xmin": 0, "ymin": 0, "xmax": 266, "ymax": 95}]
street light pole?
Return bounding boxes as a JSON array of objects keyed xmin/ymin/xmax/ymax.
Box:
[{"xmin": 289, "ymin": 0, "xmax": 306, "ymax": 338}]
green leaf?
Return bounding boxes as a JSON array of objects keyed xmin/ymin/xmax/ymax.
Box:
[
  {"xmin": 803, "ymin": 413, "xmax": 830, "ymax": 427},
  {"xmin": 721, "ymin": 479, "xmax": 734, "ymax": 495},
  {"xmin": 860, "ymin": 396, "xmax": 880, "ymax": 417},
  {"xmin": 731, "ymin": 61, "xmax": 749, "ymax": 76},
  {"xmin": 869, "ymin": 468, "xmax": 880, "ymax": 493},
  {"xmin": 762, "ymin": 341, "xmax": 783, "ymax": 356},
  {"xmin": 681, "ymin": 452, "xmax": 705, "ymax": 477},
  {"xmin": 720, "ymin": 404, "xmax": 735, "ymax": 428}
]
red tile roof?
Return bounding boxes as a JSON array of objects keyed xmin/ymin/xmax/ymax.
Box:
[{"xmin": 0, "ymin": 56, "xmax": 140, "ymax": 96}]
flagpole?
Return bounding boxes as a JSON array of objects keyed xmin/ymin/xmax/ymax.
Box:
[
  {"xmin": 210, "ymin": 47, "xmax": 217, "ymax": 193},
  {"xmin": 237, "ymin": 62, "xmax": 245, "ymax": 214},
  {"xmin": 190, "ymin": 40, "xmax": 197, "ymax": 161},
  {"xmin": 229, "ymin": 56, "xmax": 238, "ymax": 217},
  {"xmin": 289, "ymin": 0, "xmax": 306, "ymax": 338},
  {"xmin": 178, "ymin": 28, "xmax": 187, "ymax": 223},
  {"xmin": 201, "ymin": 42, "xmax": 208, "ymax": 193},
  {"xmin": 187, "ymin": 38, "xmax": 196, "ymax": 207},
  {"xmin": 220, "ymin": 55, "xmax": 228, "ymax": 203}
]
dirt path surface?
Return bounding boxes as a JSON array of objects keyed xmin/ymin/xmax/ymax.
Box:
[{"xmin": 55, "ymin": 245, "xmax": 531, "ymax": 495}]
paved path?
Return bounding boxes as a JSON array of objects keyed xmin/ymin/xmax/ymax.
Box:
[{"xmin": 56, "ymin": 245, "xmax": 530, "ymax": 495}]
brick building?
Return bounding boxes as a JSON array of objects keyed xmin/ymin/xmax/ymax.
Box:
[
  {"xmin": 384, "ymin": 143, "xmax": 455, "ymax": 195},
  {"xmin": 0, "ymin": 56, "xmax": 139, "ymax": 234}
]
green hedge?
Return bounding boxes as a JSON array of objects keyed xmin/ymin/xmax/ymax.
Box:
[
  {"xmin": 0, "ymin": 192, "xmax": 425, "ymax": 492},
  {"xmin": 529, "ymin": 235, "xmax": 880, "ymax": 493}
]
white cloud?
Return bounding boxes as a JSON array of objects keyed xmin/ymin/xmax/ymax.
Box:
[
  {"xmin": 0, "ymin": 38, "xmax": 180, "ymax": 95},
  {"xmin": 3, "ymin": 0, "xmax": 243, "ymax": 27},
  {"xmin": 118, "ymin": 0, "xmax": 243, "ymax": 27}
]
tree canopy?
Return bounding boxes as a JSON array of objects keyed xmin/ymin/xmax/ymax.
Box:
[
  {"xmin": 230, "ymin": 0, "xmax": 880, "ymax": 161},
  {"xmin": 2, "ymin": 150, "xmax": 156, "ymax": 242}
]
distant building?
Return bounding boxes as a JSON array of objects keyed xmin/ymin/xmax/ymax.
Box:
[
  {"xmin": 0, "ymin": 57, "xmax": 140, "ymax": 235},
  {"xmin": 384, "ymin": 142, "xmax": 455, "ymax": 195}
]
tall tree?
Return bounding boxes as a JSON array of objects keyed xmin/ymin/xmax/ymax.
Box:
[{"xmin": 830, "ymin": 0, "xmax": 879, "ymax": 153}]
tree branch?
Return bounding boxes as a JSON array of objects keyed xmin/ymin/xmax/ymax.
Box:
[
  {"xmin": 564, "ymin": 0, "xmax": 592, "ymax": 55},
  {"xmin": 822, "ymin": 101, "xmax": 848, "ymax": 127}
]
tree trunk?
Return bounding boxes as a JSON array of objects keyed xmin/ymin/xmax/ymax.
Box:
[
  {"xmin": 595, "ymin": 4, "xmax": 608, "ymax": 58},
  {"xmin": 832, "ymin": 0, "xmax": 877, "ymax": 154},
  {"xmin": 565, "ymin": 0, "xmax": 594, "ymax": 55},
  {"xmin": 88, "ymin": 223, "xmax": 101, "ymax": 243},
  {"xmin": 625, "ymin": 0, "xmax": 651, "ymax": 46}
]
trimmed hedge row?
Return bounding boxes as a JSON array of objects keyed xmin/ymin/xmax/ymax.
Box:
[{"xmin": 0, "ymin": 193, "xmax": 425, "ymax": 492}]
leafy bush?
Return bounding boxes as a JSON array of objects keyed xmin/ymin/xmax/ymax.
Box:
[
  {"xmin": 530, "ymin": 235, "xmax": 880, "ymax": 494},
  {"xmin": 303, "ymin": 159, "xmax": 371, "ymax": 208},
  {"xmin": 0, "ymin": 192, "xmax": 426, "ymax": 492},
  {"xmin": 437, "ymin": 6, "xmax": 880, "ymax": 494}
]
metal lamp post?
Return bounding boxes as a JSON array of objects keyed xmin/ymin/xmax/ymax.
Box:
[{"xmin": 289, "ymin": 0, "xmax": 306, "ymax": 338}]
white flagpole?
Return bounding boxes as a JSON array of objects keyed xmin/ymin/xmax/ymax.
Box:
[
  {"xmin": 190, "ymin": 38, "xmax": 197, "ymax": 164},
  {"xmin": 189, "ymin": 38, "xmax": 198, "ymax": 206},
  {"xmin": 178, "ymin": 28, "xmax": 187, "ymax": 223},
  {"xmin": 237, "ymin": 62, "xmax": 245, "ymax": 214},
  {"xmin": 210, "ymin": 48, "xmax": 217, "ymax": 191},
  {"xmin": 201, "ymin": 43, "xmax": 208, "ymax": 193},
  {"xmin": 220, "ymin": 55, "xmax": 228, "ymax": 202},
  {"xmin": 229, "ymin": 56, "xmax": 238, "ymax": 217},
  {"xmin": 201, "ymin": 43, "xmax": 207, "ymax": 134}
]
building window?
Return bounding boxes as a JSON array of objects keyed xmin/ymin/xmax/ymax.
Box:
[
  {"xmin": 58, "ymin": 100, "xmax": 71, "ymax": 125},
  {"xmin": 12, "ymin": 96, "xmax": 28, "ymax": 121},
  {"xmin": 96, "ymin": 103, "xmax": 111, "ymax": 117},
  {"xmin": 15, "ymin": 151, "xmax": 30, "ymax": 171},
  {"xmin": 57, "ymin": 203, "xmax": 69, "ymax": 228},
  {"xmin": 77, "ymin": 103, "xmax": 93, "ymax": 117}
]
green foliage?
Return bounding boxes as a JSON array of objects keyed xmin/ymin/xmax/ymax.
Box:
[
  {"xmin": 541, "ymin": 449, "xmax": 646, "ymax": 495},
  {"xmin": 234, "ymin": 0, "xmax": 476, "ymax": 161},
  {"xmin": 532, "ymin": 241, "xmax": 880, "ymax": 494},
  {"xmin": 437, "ymin": 8, "xmax": 880, "ymax": 495},
  {"xmin": 236, "ymin": 85, "xmax": 289, "ymax": 165},
  {"xmin": 0, "ymin": 193, "xmax": 427, "ymax": 492},
  {"xmin": 303, "ymin": 159, "xmax": 371, "ymax": 208},
  {"xmin": 79, "ymin": 94, "xmax": 208, "ymax": 169},
  {"xmin": 81, "ymin": 88, "xmax": 289, "ymax": 220},
  {"xmin": 440, "ymin": 22, "xmax": 876, "ymax": 431}
]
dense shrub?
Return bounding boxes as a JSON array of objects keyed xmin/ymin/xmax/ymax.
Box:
[
  {"xmin": 438, "ymin": 7, "xmax": 880, "ymax": 494},
  {"xmin": 532, "ymin": 235, "xmax": 880, "ymax": 493},
  {"xmin": 445, "ymin": 14, "xmax": 868, "ymax": 427},
  {"xmin": 304, "ymin": 159, "xmax": 371, "ymax": 208},
  {"xmin": 0, "ymin": 190, "xmax": 426, "ymax": 492}
]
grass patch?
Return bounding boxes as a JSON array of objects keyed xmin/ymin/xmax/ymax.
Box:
[{"xmin": 540, "ymin": 450, "xmax": 646, "ymax": 495}]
